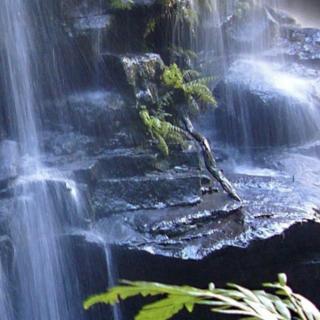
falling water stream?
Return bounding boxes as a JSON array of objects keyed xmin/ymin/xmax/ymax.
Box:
[
  {"xmin": 0, "ymin": 1, "xmax": 87, "ymax": 319},
  {"xmin": 0, "ymin": 259, "xmax": 13, "ymax": 320}
]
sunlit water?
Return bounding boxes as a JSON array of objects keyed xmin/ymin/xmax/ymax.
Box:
[{"xmin": 0, "ymin": 1, "xmax": 90, "ymax": 319}]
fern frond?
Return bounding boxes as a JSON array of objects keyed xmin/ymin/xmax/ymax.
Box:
[
  {"xmin": 167, "ymin": 122, "xmax": 186, "ymax": 136},
  {"xmin": 183, "ymin": 82, "xmax": 216, "ymax": 107},
  {"xmin": 84, "ymin": 274, "xmax": 320, "ymax": 320},
  {"xmin": 139, "ymin": 107, "xmax": 186, "ymax": 157},
  {"xmin": 161, "ymin": 64, "xmax": 217, "ymax": 113},
  {"xmin": 110, "ymin": 0, "xmax": 133, "ymax": 10},
  {"xmin": 187, "ymin": 95, "xmax": 200, "ymax": 114},
  {"xmin": 144, "ymin": 18, "xmax": 157, "ymax": 39},
  {"xmin": 162, "ymin": 64, "xmax": 184, "ymax": 89},
  {"xmin": 154, "ymin": 132, "xmax": 169, "ymax": 157},
  {"xmin": 184, "ymin": 76, "xmax": 215, "ymax": 87}
]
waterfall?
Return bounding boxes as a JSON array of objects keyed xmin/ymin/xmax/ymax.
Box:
[
  {"xmin": 198, "ymin": 0, "xmax": 320, "ymax": 151},
  {"xmin": 105, "ymin": 246, "xmax": 122, "ymax": 320},
  {"xmin": 10, "ymin": 173, "xmax": 87, "ymax": 320},
  {"xmin": 0, "ymin": 260, "xmax": 13, "ymax": 320},
  {"xmin": 0, "ymin": 0, "xmax": 40, "ymax": 160},
  {"xmin": 0, "ymin": 1, "xmax": 88, "ymax": 319}
]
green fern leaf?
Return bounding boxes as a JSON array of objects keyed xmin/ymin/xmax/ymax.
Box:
[{"xmin": 162, "ymin": 64, "xmax": 184, "ymax": 89}]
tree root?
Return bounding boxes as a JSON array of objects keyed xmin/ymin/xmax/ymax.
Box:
[{"xmin": 182, "ymin": 115, "xmax": 241, "ymax": 202}]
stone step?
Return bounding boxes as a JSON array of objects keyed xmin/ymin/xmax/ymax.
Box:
[
  {"xmin": 92, "ymin": 170, "xmax": 211, "ymax": 218},
  {"xmin": 55, "ymin": 146, "xmax": 201, "ymax": 182},
  {"xmin": 93, "ymin": 193, "xmax": 242, "ymax": 258}
]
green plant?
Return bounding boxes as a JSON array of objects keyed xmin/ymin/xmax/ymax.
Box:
[
  {"xmin": 84, "ymin": 274, "xmax": 320, "ymax": 320},
  {"xmin": 155, "ymin": 63, "xmax": 240, "ymax": 201},
  {"xmin": 144, "ymin": 18, "xmax": 157, "ymax": 39},
  {"xmin": 139, "ymin": 106, "xmax": 186, "ymax": 156},
  {"xmin": 161, "ymin": 63, "xmax": 216, "ymax": 114},
  {"xmin": 110, "ymin": 0, "xmax": 133, "ymax": 10},
  {"xmin": 162, "ymin": 0, "xmax": 214, "ymax": 30}
]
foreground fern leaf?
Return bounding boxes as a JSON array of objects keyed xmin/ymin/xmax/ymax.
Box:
[{"xmin": 84, "ymin": 274, "xmax": 320, "ymax": 320}]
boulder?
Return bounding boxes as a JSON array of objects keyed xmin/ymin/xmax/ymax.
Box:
[
  {"xmin": 214, "ymin": 59, "xmax": 320, "ymax": 147},
  {"xmin": 102, "ymin": 53, "xmax": 165, "ymax": 103},
  {"xmin": 87, "ymin": 166, "xmax": 320, "ymax": 317}
]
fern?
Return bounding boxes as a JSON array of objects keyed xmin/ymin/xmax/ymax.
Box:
[
  {"xmin": 183, "ymin": 80, "xmax": 216, "ymax": 106},
  {"xmin": 84, "ymin": 274, "xmax": 320, "ymax": 320},
  {"xmin": 144, "ymin": 18, "xmax": 157, "ymax": 39},
  {"xmin": 161, "ymin": 64, "xmax": 216, "ymax": 111},
  {"xmin": 186, "ymin": 95, "xmax": 200, "ymax": 114},
  {"xmin": 162, "ymin": 63, "xmax": 184, "ymax": 89},
  {"xmin": 110, "ymin": 0, "xmax": 133, "ymax": 10},
  {"xmin": 139, "ymin": 107, "xmax": 186, "ymax": 157}
]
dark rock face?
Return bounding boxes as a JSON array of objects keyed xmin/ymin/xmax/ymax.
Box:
[{"xmin": 62, "ymin": 0, "xmax": 156, "ymax": 19}]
